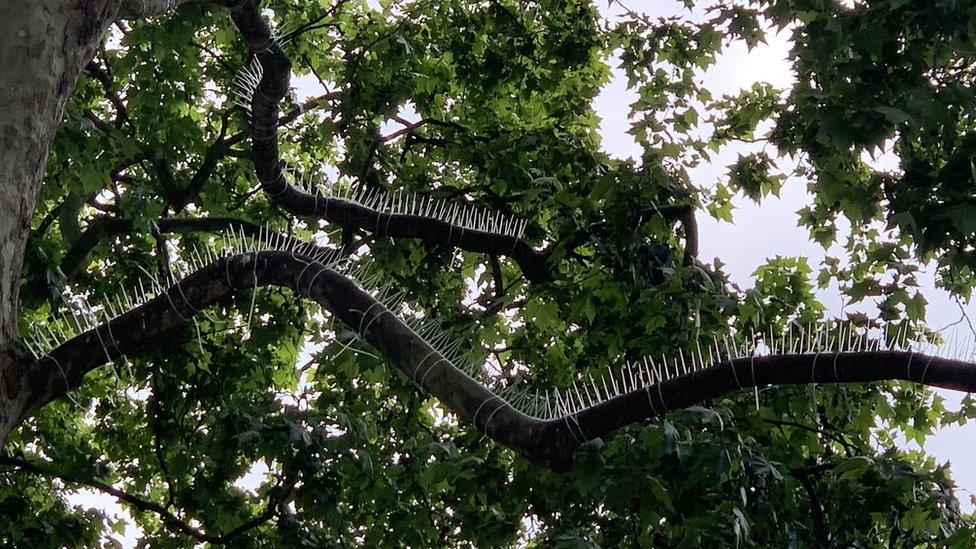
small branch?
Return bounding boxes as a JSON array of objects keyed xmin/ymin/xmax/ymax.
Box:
[
  {"xmin": 278, "ymin": 92, "xmax": 341, "ymax": 127},
  {"xmin": 763, "ymin": 417, "xmax": 857, "ymax": 456},
  {"xmin": 31, "ymin": 201, "xmax": 66, "ymax": 240},
  {"xmin": 637, "ymin": 204, "xmax": 698, "ymax": 266},
  {"xmin": 0, "ymin": 455, "xmax": 218, "ymax": 543},
  {"xmin": 380, "ymin": 117, "xmax": 476, "ymax": 142},
  {"xmin": 488, "ymin": 254, "xmax": 504, "ymax": 299},
  {"xmin": 189, "ymin": 40, "xmax": 235, "ymax": 72},
  {"xmin": 60, "ymin": 216, "xmax": 322, "ymax": 280},
  {"xmin": 84, "ymin": 61, "xmax": 131, "ymax": 129}
]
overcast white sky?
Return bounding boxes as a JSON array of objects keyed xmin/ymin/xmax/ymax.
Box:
[{"xmin": 74, "ymin": 1, "xmax": 976, "ymax": 545}]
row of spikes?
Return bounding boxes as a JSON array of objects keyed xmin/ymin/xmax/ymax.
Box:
[
  {"xmin": 336, "ymin": 261, "xmax": 488, "ymax": 384},
  {"xmin": 26, "ymin": 222, "xmax": 971, "ymax": 422},
  {"xmin": 335, "ymin": 259, "xmax": 697, "ymax": 420},
  {"xmin": 229, "ymin": 27, "xmax": 294, "ymax": 114},
  {"xmin": 315, "ymin": 272, "xmax": 974, "ymax": 422},
  {"xmin": 230, "ymin": 55, "xmax": 263, "ymax": 113},
  {"xmin": 23, "ymin": 224, "xmax": 345, "ymax": 359},
  {"xmin": 290, "ymin": 170, "xmax": 528, "ymax": 241},
  {"xmin": 228, "ymin": 31, "xmax": 530, "ymax": 243},
  {"xmin": 495, "ymin": 322, "xmax": 975, "ymax": 421}
]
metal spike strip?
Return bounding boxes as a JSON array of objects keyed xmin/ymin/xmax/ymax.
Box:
[
  {"xmin": 21, "ymin": 261, "xmax": 976, "ymax": 420},
  {"xmin": 287, "ymin": 173, "xmax": 529, "ymax": 241},
  {"xmin": 24, "ymin": 225, "xmax": 344, "ymax": 358},
  {"xmin": 336, "ymin": 261, "xmax": 490, "ymax": 387},
  {"xmin": 229, "ymin": 25, "xmax": 294, "ymax": 115},
  {"xmin": 231, "ymin": 56, "xmax": 264, "ymax": 114},
  {"xmin": 388, "ymin": 319, "xmax": 976, "ymax": 421}
]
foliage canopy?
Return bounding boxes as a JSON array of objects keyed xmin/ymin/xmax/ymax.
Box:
[{"xmin": 4, "ymin": 0, "xmax": 976, "ymax": 546}]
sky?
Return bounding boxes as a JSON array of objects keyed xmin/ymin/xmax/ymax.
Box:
[{"xmin": 71, "ymin": 0, "xmax": 976, "ymax": 545}]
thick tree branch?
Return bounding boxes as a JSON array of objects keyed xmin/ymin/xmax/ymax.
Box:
[
  {"xmin": 225, "ymin": 0, "xmax": 554, "ymax": 283},
  {"xmin": 9, "ymin": 248, "xmax": 976, "ymax": 471},
  {"xmin": 9, "ymin": 251, "xmax": 575, "ymax": 468}
]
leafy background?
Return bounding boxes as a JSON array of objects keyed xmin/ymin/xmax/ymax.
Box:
[{"xmin": 5, "ymin": 0, "xmax": 976, "ymax": 546}]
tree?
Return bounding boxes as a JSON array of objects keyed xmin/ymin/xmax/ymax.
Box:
[{"xmin": 1, "ymin": 0, "xmax": 976, "ymax": 545}]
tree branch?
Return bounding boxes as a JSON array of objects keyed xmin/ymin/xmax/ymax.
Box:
[
  {"xmin": 60, "ymin": 215, "xmax": 321, "ymax": 280},
  {"xmin": 10, "ymin": 247, "xmax": 976, "ymax": 471},
  {"xmin": 640, "ymin": 204, "xmax": 698, "ymax": 266},
  {"xmin": 84, "ymin": 61, "xmax": 131, "ymax": 128},
  {"xmin": 790, "ymin": 464, "xmax": 831, "ymax": 546},
  {"xmin": 225, "ymin": 0, "xmax": 554, "ymax": 283},
  {"xmin": 0, "ymin": 454, "xmax": 284, "ymax": 543}
]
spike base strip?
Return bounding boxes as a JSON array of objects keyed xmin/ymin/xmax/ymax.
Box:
[
  {"xmin": 570, "ymin": 352, "xmax": 976, "ymax": 444},
  {"xmin": 270, "ymin": 185, "xmax": 551, "ymax": 283},
  {"xmin": 226, "ymin": 3, "xmax": 290, "ymax": 194},
  {"xmin": 224, "ymin": 3, "xmax": 551, "ymax": 283}
]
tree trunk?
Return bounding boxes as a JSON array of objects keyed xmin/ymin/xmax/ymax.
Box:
[{"xmin": 0, "ymin": 0, "xmax": 121, "ymax": 444}]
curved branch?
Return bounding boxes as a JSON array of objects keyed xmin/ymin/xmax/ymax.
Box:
[
  {"xmin": 13, "ymin": 249, "xmax": 976, "ymax": 471},
  {"xmin": 61, "ymin": 216, "xmax": 306, "ymax": 280},
  {"xmin": 15, "ymin": 250, "xmax": 572, "ymax": 468},
  {"xmin": 21, "ymin": 0, "xmax": 967, "ymax": 476},
  {"xmin": 226, "ymin": 1, "xmax": 553, "ymax": 283},
  {"xmin": 265, "ymin": 184, "xmax": 552, "ymax": 283}
]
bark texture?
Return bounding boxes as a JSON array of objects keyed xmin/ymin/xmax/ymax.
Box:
[{"xmin": 0, "ymin": 0, "xmax": 122, "ymax": 443}]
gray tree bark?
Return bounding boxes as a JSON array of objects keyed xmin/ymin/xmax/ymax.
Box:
[{"xmin": 0, "ymin": 0, "xmax": 125, "ymax": 443}]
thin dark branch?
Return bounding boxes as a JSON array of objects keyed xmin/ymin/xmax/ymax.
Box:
[
  {"xmin": 762, "ymin": 418, "xmax": 857, "ymax": 455},
  {"xmin": 84, "ymin": 60, "xmax": 131, "ymax": 128},
  {"xmin": 0, "ymin": 452, "xmax": 293, "ymax": 543},
  {"xmin": 0, "ymin": 455, "xmax": 256, "ymax": 543},
  {"xmin": 60, "ymin": 216, "xmax": 318, "ymax": 280},
  {"xmin": 636, "ymin": 204, "xmax": 698, "ymax": 266},
  {"xmin": 380, "ymin": 117, "xmax": 480, "ymax": 142},
  {"xmin": 489, "ymin": 254, "xmax": 504, "ymax": 299},
  {"xmin": 31, "ymin": 201, "xmax": 66, "ymax": 240},
  {"xmin": 790, "ymin": 465, "xmax": 831, "ymax": 546},
  {"xmin": 189, "ymin": 40, "xmax": 235, "ymax": 72},
  {"xmin": 278, "ymin": 92, "xmax": 341, "ymax": 127}
]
